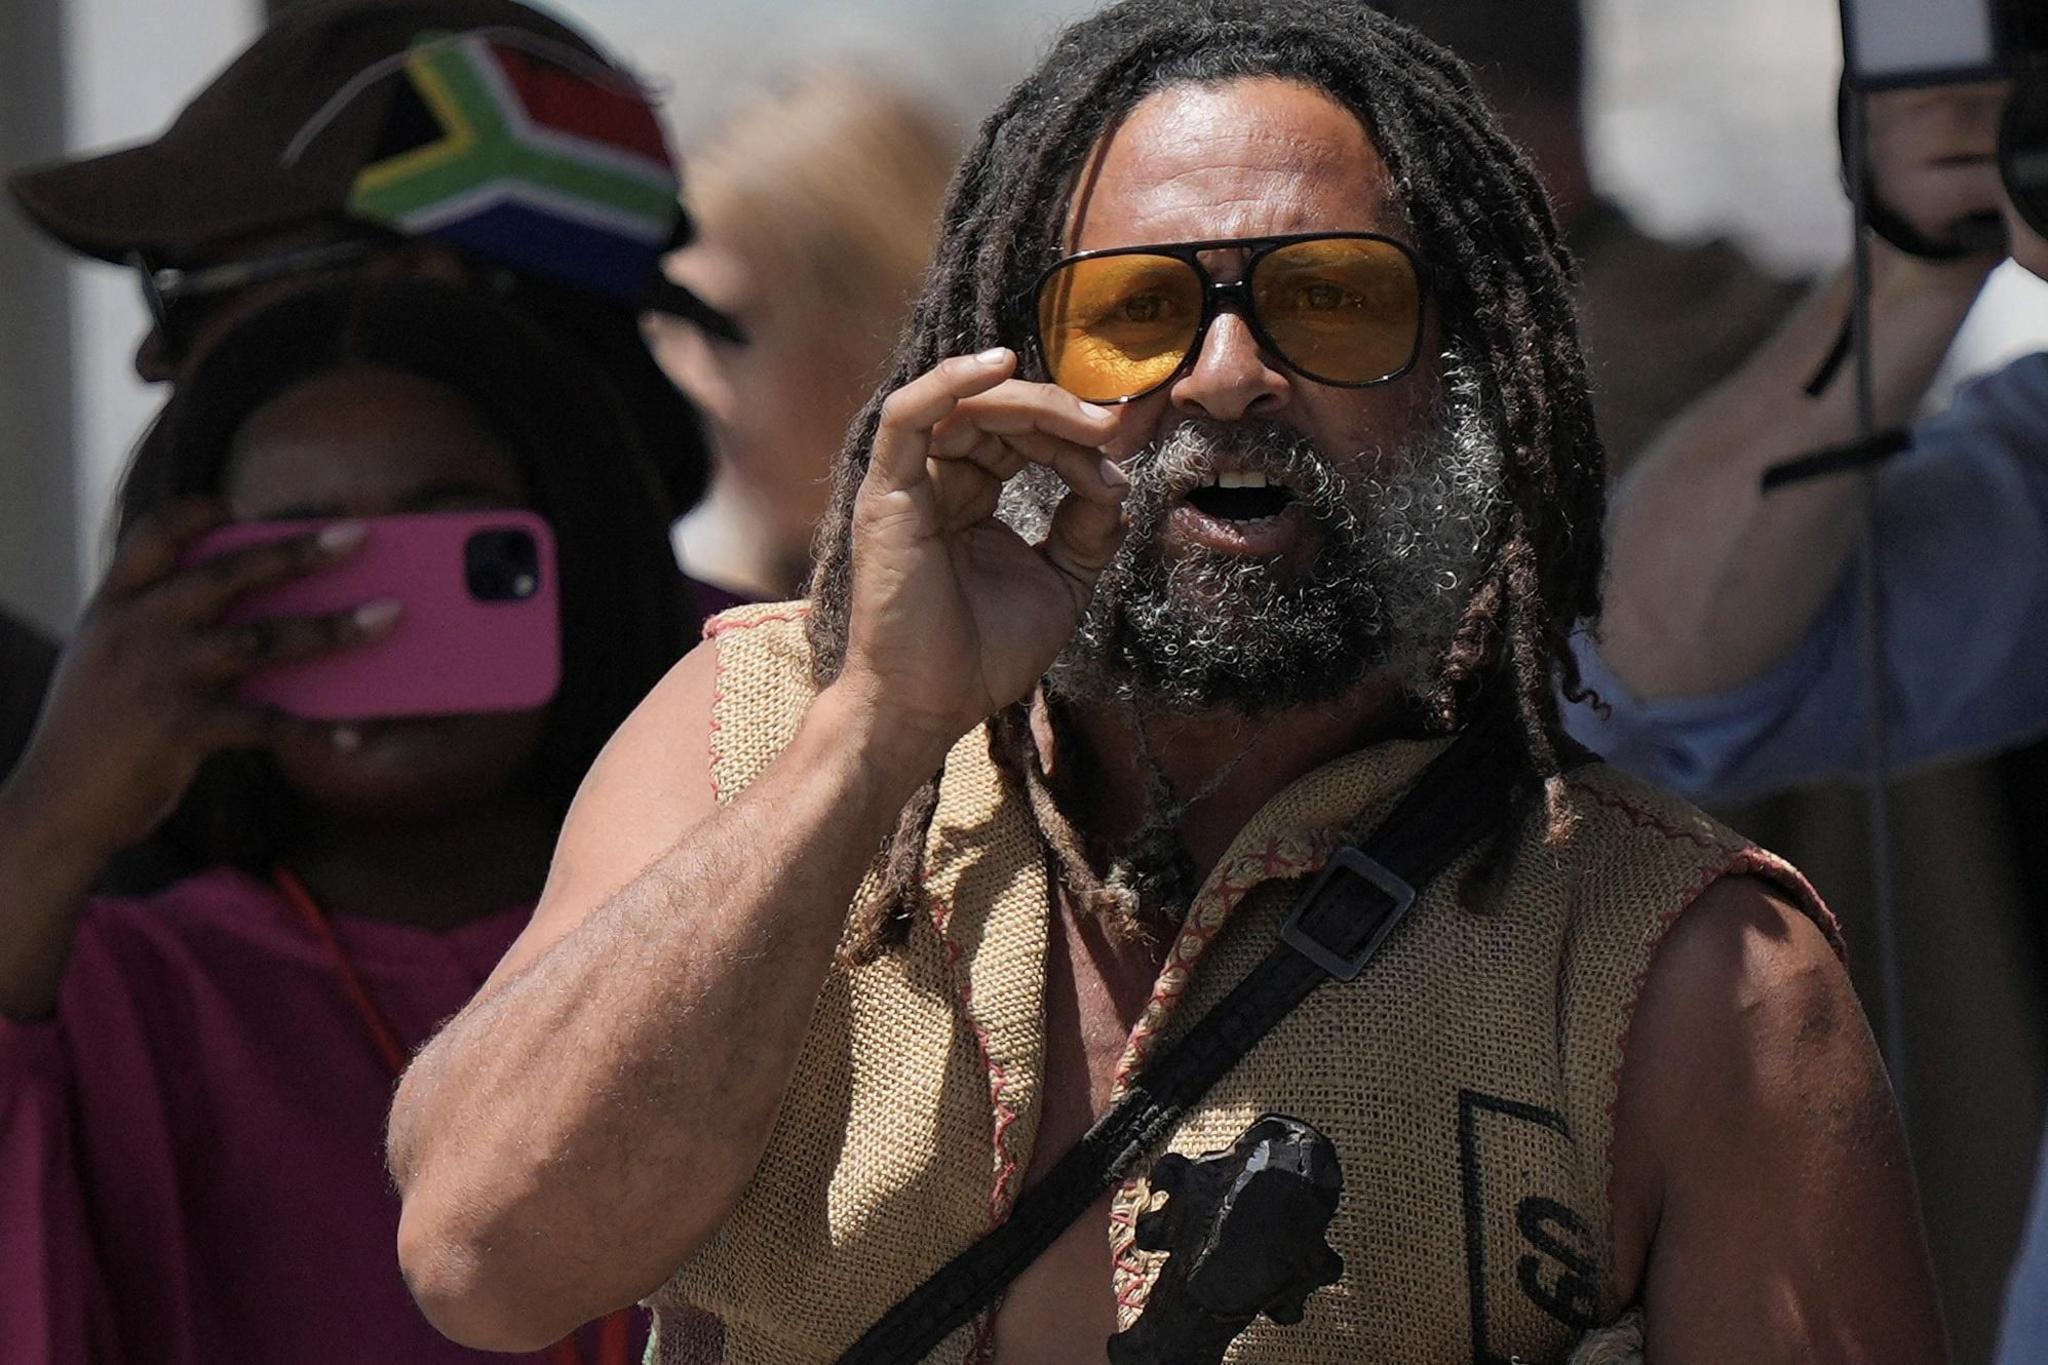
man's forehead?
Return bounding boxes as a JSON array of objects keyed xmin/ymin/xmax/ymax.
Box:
[{"xmin": 1066, "ymin": 78, "xmax": 1409, "ymax": 249}]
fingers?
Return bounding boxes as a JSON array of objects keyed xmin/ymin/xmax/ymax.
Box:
[
  {"xmin": 867, "ymin": 349, "xmax": 1124, "ymax": 501},
  {"xmin": 99, "ymin": 499, "xmax": 229, "ymax": 602},
  {"xmin": 156, "ymin": 521, "xmax": 367, "ymax": 625},
  {"xmin": 866, "ymin": 349, "xmax": 1022, "ymax": 497},
  {"xmin": 192, "ymin": 598, "xmax": 403, "ymax": 681},
  {"xmin": 930, "ymin": 382, "xmax": 1118, "ymax": 460},
  {"xmin": 932, "ymin": 423, "xmax": 1128, "ymax": 508},
  {"xmin": 1040, "ymin": 486, "xmax": 1128, "ymax": 603},
  {"xmin": 928, "ymin": 459, "xmax": 1007, "ymax": 530}
]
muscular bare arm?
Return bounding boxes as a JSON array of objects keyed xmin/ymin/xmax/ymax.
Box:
[
  {"xmin": 1610, "ymin": 877, "xmax": 1946, "ymax": 1362},
  {"xmin": 1595, "ymin": 85, "xmax": 2006, "ymax": 702},
  {"xmin": 384, "ymin": 350, "xmax": 1129, "ymax": 1349},
  {"xmin": 386, "ymin": 647, "xmax": 942, "ymax": 1347}
]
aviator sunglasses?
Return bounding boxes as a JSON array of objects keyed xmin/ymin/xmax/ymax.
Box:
[{"xmin": 1030, "ymin": 231, "xmax": 1429, "ymax": 405}]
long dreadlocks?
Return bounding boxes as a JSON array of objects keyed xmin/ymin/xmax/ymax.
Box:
[{"xmin": 806, "ymin": 0, "xmax": 1606, "ymax": 961}]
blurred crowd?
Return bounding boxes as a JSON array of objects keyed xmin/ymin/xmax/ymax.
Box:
[{"xmin": 0, "ymin": 0, "xmax": 2042, "ymax": 1361}]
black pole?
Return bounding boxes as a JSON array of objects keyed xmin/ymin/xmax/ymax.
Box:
[{"xmin": 1843, "ymin": 90, "xmax": 1911, "ymax": 1127}]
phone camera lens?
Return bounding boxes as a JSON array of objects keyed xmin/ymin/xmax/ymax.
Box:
[{"xmin": 466, "ymin": 529, "xmax": 542, "ymax": 602}]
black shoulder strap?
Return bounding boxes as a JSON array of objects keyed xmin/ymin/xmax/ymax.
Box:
[{"xmin": 838, "ymin": 708, "xmax": 1539, "ymax": 1365}]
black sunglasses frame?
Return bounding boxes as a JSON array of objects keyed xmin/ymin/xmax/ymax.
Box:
[
  {"xmin": 130, "ymin": 236, "xmax": 391, "ymax": 370},
  {"xmin": 1027, "ymin": 231, "xmax": 1432, "ymax": 406}
]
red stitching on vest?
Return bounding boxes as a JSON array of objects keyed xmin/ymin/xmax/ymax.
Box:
[
  {"xmin": 964, "ymin": 1314, "xmax": 999, "ymax": 1364},
  {"xmin": 1109, "ymin": 831, "xmax": 1337, "ymax": 1092},
  {"xmin": 925, "ymin": 894, "xmax": 1025, "ymax": 1228},
  {"xmin": 703, "ymin": 604, "xmax": 810, "ymax": 639},
  {"xmin": 1105, "ymin": 830, "xmax": 1340, "ymax": 1311},
  {"xmin": 705, "ymin": 605, "xmax": 815, "ymax": 805},
  {"xmin": 1580, "ymin": 785, "xmax": 1724, "ymax": 852}
]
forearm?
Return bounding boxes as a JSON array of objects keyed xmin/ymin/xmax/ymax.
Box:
[
  {"xmin": 1598, "ymin": 251, "xmax": 1989, "ymax": 700},
  {"xmin": 0, "ymin": 777, "xmax": 116, "ymax": 1022},
  {"xmin": 388, "ymin": 683, "xmax": 948, "ymax": 1349}
]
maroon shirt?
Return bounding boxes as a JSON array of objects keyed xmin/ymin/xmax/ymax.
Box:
[{"xmin": 0, "ymin": 866, "xmax": 646, "ymax": 1363}]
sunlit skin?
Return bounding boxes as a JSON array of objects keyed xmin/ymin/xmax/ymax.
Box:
[{"xmin": 222, "ymin": 367, "xmax": 556, "ymax": 927}]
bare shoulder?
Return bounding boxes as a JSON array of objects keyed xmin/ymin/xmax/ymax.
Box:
[
  {"xmin": 484, "ymin": 639, "xmax": 723, "ymax": 986},
  {"xmin": 1629, "ymin": 875, "xmax": 1854, "ymax": 1073},
  {"xmin": 1610, "ymin": 875, "xmax": 1946, "ymax": 1362}
]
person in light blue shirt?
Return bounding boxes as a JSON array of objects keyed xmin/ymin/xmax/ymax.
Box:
[
  {"xmin": 1565, "ymin": 78, "xmax": 2048, "ymax": 1365},
  {"xmin": 1568, "ymin": 348, "xmax": 2048, "ymax": 801}
]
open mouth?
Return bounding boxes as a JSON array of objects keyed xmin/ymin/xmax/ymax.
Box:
[{"xmin": 1182, "ymin": 470, "xmax": 1299, "ymax": 522}]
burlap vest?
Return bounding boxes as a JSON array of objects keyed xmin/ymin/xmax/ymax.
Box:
[{"xmin": 648, "ymin": 604, "xmax": 1833, "ymax": 1364}]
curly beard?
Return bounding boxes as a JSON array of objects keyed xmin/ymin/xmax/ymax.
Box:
[{"xmin": 997, "ymin": 359, "xmax": 1505, "ymax": 717}]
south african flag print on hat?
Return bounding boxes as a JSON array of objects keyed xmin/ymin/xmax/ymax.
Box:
[{"xmin": 347, "ymin": 34, "xmax": 680, "ymax": 304}]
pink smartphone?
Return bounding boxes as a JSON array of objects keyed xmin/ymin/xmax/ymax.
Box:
[{"xmin": 182, "ymin": 510, "xmax": 561, "ymax": 721}]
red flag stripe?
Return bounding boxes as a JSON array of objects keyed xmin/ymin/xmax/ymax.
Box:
[{"xmin": 493, "ymin": 47, "xmax": 670, "ymax": 165}]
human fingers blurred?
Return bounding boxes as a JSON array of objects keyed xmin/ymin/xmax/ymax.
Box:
[
  {"xmin": 97, "ymin": 498, "xmax": 229, "ymax": 602},
  {"xmin": 191, "ymin": 598, "xmax": 403, "ymax": 681},
  {"xmin": 153, "ymin": 521, "xmax": 366, "ymax": 625}
]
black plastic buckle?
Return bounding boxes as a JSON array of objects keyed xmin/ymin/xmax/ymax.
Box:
[{"xmin": 1279, "ymin": 846, "xmax": 1418, "ymax": 982}]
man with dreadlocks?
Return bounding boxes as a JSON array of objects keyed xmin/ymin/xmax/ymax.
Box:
[{"xmin": 388, "ymin": 3, "xmax": 1944, "ymax": 1361}]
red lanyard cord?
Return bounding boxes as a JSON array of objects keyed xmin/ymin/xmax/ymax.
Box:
[
  {"xmin": 274, "ymin": 865, "xmax": 411, "ymax": 1076},
  {"xmin": 271, "ymin": 867, "xmax": 636, "ymax": 1365}
]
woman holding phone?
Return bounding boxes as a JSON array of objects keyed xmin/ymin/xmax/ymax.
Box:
[{"xmin": 0, "ymin": 280, "xmax": 686, "ymax": 1363}]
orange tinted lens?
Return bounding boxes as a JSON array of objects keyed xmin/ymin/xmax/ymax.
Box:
[
  {"xmin": 1038, "ymin": 253, "xmax": 1204, "ymax": 402},
  {"xmin": 1251, "ymin": 238, "xmax": 1420, "ymax": 384}
]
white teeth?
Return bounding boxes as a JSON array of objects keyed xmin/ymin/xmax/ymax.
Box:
[{"xmin": 1215, "ymin": 470, "xmax": 1270, "ymax": 489}]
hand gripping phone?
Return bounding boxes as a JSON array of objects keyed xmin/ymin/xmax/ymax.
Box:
[{"xmin": 182, "ymin": 509, "xmax": 562, "ymax": 721}]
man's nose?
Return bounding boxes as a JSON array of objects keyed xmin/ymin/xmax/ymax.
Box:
[{"xmin": 1168, "ymin": 311, "xmax": 1288, "ymax": 423}]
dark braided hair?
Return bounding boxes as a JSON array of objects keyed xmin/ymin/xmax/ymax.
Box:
[{"xmin": 807, "ymin": 0, "xmax": 1606, "ymax": 960}]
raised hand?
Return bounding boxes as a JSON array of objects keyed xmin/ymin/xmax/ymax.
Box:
[
  {"xmin": 5, "ymin": 498, "xmax": 398, "ymax": 861},
  {"xmin": 834, "ymin": 347, "xmax": 1128, "ymax": 755}
]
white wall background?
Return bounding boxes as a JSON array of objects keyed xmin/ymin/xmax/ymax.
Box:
[{"xmin": 59, "ymin": 0, "xmax": 260, "ymax": 592}]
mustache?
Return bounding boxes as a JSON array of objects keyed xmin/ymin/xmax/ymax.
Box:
[
  {"xmin": 1118, "ymin": 419, "xmax": 1372, "ymax": 551},
  {"xmin": 1123, "ymin": 418, "xmax": 1333, "ymax": 499}
]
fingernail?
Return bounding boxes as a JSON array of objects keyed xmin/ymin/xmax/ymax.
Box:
[
  {"xmin": 352, "ymin": 598, "xmax": 402, "ymax": 631},
  {"xmin": 975, "ymin": 346, "xmax": 1011, "ymax": 365},
  {"xmin": 318, "ymin": 521, "xmax": 366, "ymax": 554},
  {"xmin": 1098, "ymin": 457, "xmax": 1130, "ymax": 488},
  {"xmin": 1078, "ymin": 402, "xmax": 1114, "ymax": 421},
  {"xmin": 330, "ymin": 725, "xmax": 363, "ymax": 753}
]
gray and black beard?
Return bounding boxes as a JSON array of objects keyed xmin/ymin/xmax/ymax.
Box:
[{"xmin": 997, "ymin": 361, "xmax": 1506, "ymax": 718}]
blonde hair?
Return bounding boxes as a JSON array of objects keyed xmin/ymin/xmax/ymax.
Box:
[{"xmin": 686, "ymin": 68, "xmax": 958, "ymax": 367}]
